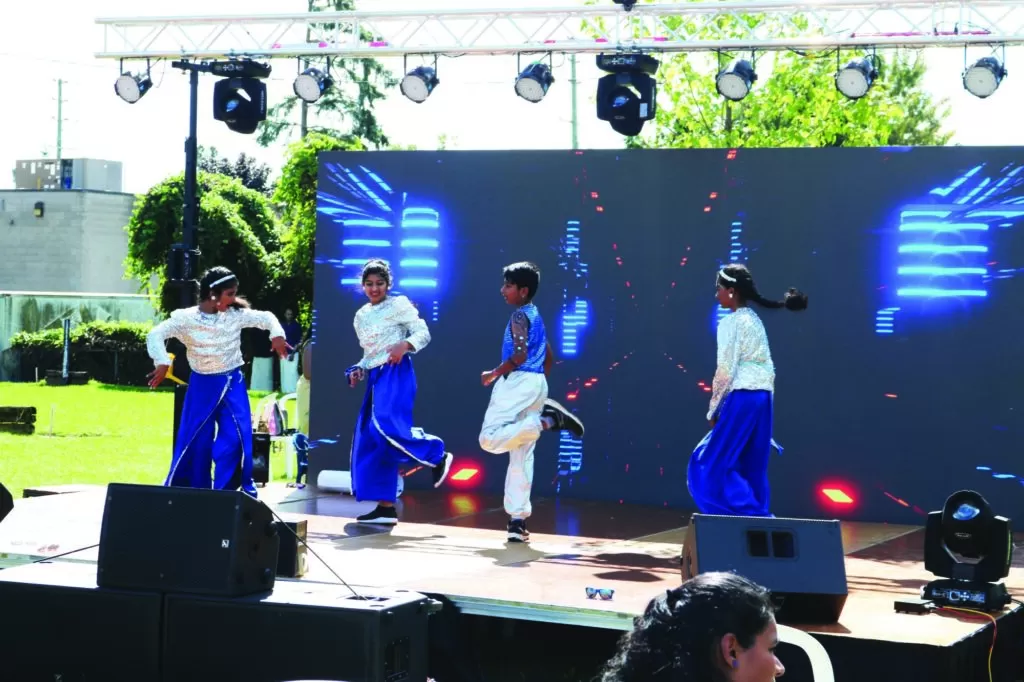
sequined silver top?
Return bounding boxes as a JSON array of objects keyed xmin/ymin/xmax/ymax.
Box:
[
  {"xmin": 353, "ymin": 295, "xmax": 431, "ymax": 370},
  {"xmin": 708, "ymin": 307, "xmax": 775, "ymax": 420},
  {"xmin": 146, "ymin": 306, "xmax": 286, "ymax": 375}
]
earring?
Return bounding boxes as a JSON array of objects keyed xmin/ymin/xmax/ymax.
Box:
[
  {"xmin": 731, "ymin": 659, "xmax": 739, "ymax": 669},
  {"xmin": 728, "ymin": 292, "xmax": 734, "ymax": 299}
]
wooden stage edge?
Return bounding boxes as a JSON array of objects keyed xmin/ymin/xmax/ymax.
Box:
[{"xmin": 2, "ymin": 483, "xmax": 1023, "ymax": 648}]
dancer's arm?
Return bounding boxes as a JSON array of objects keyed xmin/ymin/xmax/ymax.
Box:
[
  {"xmin": 145, "ymin": 314, "xmax": 184, "ymax": 387},
  {"xmin": 544, "ymin": 342, "xmax": 554, "ymax": 376},
  {"xmin": 482, "ymin": 311, "xmax": 529, "ymax": 386},
  {"xmin": 394, "ymin": 296, "xmax": 431, "ymax": 354},
  {"xmin": 707, "ymin": 316, "xmax": 741, "ymax": 423},
  {"xmin": 237, "ymin": 308, "xmax": 289, "ymax": 357}
]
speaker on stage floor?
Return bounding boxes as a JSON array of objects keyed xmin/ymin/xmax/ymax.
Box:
[
  {"xmin": 253, "ymin": 431, "xmax": 271, "ymax": 485},
  {"xmin": 162, "ymin": 581, "xmax": 434, "ymax": 682},
  {"xmin": 275, "ymin": 518, "xmax": 308, "ymax": 578},
  {"xmin": 0, "ymin": 482, "xmax": 13, "ymax": 525},
  {"xmin": 96, "ymin": 483, "xmax": 279, "ymax": 597},
  {"xmin": 0, "ymin": 561, "xmax": 162, "ymax": 681},
  {"xmin": 681, "ymin": 513, "xmax": 848, "ymax": 624}
]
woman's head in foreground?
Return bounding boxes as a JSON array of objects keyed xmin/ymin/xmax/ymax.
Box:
[{"xmin": 598, "ymin": 571, "xmax": 784, "ymax": 682}]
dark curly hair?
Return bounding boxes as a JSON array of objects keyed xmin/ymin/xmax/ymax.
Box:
[
  {"xmin": 717, "ymin": 263, "xmax": 808, "ymax": 312},
  {"xmin": 361, "ymin": 259, "xmax": 393, "ymax": 287},
  {"xmin": 597, "ymin": 572, "xmax": 775, "ymax": 682}
]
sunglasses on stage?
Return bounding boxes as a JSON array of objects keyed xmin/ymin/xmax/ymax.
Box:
[{"xmin": 586, "ymin": 587, "xmax": 614, "ymax": 600}]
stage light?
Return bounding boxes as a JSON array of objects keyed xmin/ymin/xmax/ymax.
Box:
[
  {"xmin": 515, "ymin": 62, "xmax": 555, "ymax": 103},
  {"xmin": 963, "ymin": 57, "xmax": 1007, "ymax": 99},
  {"xmin": 922, "ymin": 490, "xmax": 1012, "ymax": 611},
  {"xmin": 213, "ymin": 77, "xmax": 267, "ymax": 134},
  {"xmin": 114, "ymin": 73, "xmax": 152, "ymax": 104},
  {"xmin": 401, "ymin": 66, "xmax": 439, "ymax": 103},
  {"xmin": 716, "ymin": 59, "xmax": 757, "ymax": 101},
  {"xmin": 821, "ymin": 487, "xmax": 853, "ymax": 504},
  {"xmin": 450, "ymin": 468, "xmax": 479, "ymax": 482},
  {"xmin": 293, "ymin": 67, "xmax": 332, "ymax": 103},
  {"xmin": 596, "ymin": 53, "xmax": 659, "ymax": 137},
  {"xmin": 836, "ymin": 57, "xmax": 878, "ymax": 100}
]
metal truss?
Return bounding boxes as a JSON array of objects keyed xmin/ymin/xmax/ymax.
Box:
[{"xmin": 96, "ymin": 0, "xmax": 1024, "ymax": 61}]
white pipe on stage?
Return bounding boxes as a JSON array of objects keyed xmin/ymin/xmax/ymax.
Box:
[{"xmin": 316, "ymin": 469, "xmax": 352, "ymax": 494}]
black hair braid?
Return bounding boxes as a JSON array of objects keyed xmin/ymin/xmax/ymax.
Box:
[{"xmin": 719, "ymin": 264, "xmax": 808, "ymax": 312}]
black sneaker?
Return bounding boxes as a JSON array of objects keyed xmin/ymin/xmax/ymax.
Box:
[
  {"xmin": 507, "ymin": 518, "xmax": 530, "ymax": 543},
  {"xmin": 542, "ymin": 399, "xmax": 585, "ymax": 438},
  {"xmin": 356, "ymin": 505, "xmax": 398, "ymax": 525},
  {"xmin": 433, "ymin": 452, "xmax": 454, "ymax": 488}
]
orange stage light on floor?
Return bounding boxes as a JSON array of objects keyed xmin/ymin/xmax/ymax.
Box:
[
  {"xmin": 821, "ymin": 487, "xmax": 854, "ymax": 504},
  {"xmin": 450, "ymin": 468, "xmax": 479, "ymax": 482}
]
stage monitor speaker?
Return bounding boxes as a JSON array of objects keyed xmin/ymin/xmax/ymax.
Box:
[
  {"xmin": 162, "ymin": 581, "xmax": 433, "ymax": 682},
  {"xmin": 253, "ymin": 431, "xmax": 271, "ymax": 485},
  {"xmin": 0, "ymin": 481, "xmax": 12, "ymax": 524},
  {"xmin": 275, "ymin": 518, "xmax": 309, "ymax": 578},
  {"xmin": 682, "ymin": 513, "xmax": 848, "ymax": 624},
  {"xmin": 96, "ymin": 483, "xmax": 279, "ymax": 597},
  {"xmin": 0, "ymin": 560, "xmax": 162, "ymax": 681}
]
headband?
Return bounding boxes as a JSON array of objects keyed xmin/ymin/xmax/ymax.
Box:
[
  {"xmin": 211, "ymin": 274, "xmax": 236, "ymax": 287},
  {"xmin": 718, "ymin": 269, "xmax": 737, "ymax": 283}
]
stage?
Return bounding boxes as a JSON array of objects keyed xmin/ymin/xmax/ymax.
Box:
[{"xmin": 1, "ymin": 483, "xmax": 1021, "ymax": 681}]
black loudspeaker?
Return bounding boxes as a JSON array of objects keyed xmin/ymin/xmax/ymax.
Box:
[
  {"xmin": 276, "ymin": 519, "xmax": 309, "ymax": 578},
  {"xmin": 96, "ymin": 483, "xmax": 279, "ymax": 597},
  {"xmin": 253, "ymin": 431, "xmax": 271, "ymax": 485},
  {"xmin": 0, "ymin": 482, "xmax": 13, "ymax": 524},
  {"xmin": 0, "ymin": 561, "xmax": 162, "ymax": 681},
  {"xmin": 682, "ymin": 513, "xmax": 848, "ymax": 624},
  {"xmin": 162, "ymin": 581, "xmax": 433, "ymax": 682}
]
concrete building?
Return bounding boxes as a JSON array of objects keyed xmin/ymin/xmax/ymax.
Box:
[{"xmin": 0, "ymin": 158, "xmax": 143, "ymax": 294}]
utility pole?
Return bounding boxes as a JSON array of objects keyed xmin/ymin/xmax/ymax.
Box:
[
  {"xmin": 56, "ymin": 79, "xmax": 65, "ymax": 166},
  {"xmin": 570, "ymin": 54, "xmax": 579, "ymax": 150}
]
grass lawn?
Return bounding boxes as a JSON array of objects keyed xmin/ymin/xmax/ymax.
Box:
[{"xmin": 0, "ymin": 382, "xmax": 293, "ymax": 499}]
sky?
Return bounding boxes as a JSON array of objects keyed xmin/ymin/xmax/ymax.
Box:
[{"xmin": 0, "ymin": 0, "xmax": 1021, "ymax": 195}]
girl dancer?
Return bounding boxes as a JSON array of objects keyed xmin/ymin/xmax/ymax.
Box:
[
  {"xmin": 687, "ymin": 263, "xmax": 807, "ymax": 517},
  {"xmin": 146, "ymin": 267, "xmax": 289, "ymax": 498},
  {"xmin": 347, "ymin": 259, "xmax": 453, "ymax": 525}
]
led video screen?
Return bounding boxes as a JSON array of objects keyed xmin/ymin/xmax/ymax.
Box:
[{"xmin": 310, "ymin": 148, "xmax": 1024, "ymax": 524}]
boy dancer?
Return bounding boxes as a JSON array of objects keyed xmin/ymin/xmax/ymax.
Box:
[{"xmin": 479, "ymin": 262, "xmax": 585, "ymax": 543}]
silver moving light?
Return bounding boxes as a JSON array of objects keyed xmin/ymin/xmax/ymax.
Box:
[
  {"xmin": 715, "ymin": 59, "xmax": 757, "ymax": 101},
  {"xmin": 515, "ymin": 62, "xmax": 555, "ymax": 103},
  {"xmin": 963, "ymin": 57, "xmax": 1007, "ymax": 99},
  {"xmin": 836, "ymin": 57, "xmax": 878, "ymax": 100},
  {"xmin": 400, "ymin": 66, "xmax": 439, "ymax": 103},
  {"xmin": 293, "ymin": 68, "xmax": 333, "ymax": 104},
  {"xmin": 114, "ymin": 73, "xmax": 152, "ymax": 104}
]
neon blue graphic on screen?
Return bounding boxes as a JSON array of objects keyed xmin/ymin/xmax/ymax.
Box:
[
  {"xmin": 713, "ymin": 216, "xmax": 748, "ymax": 332},
  {"xmin": 559, "ymin": 220, "xmax": 590, "ymax": 358},
  {"xmin": 877, "ymin": 162, "xmax": 1024, "ymax": 333},
  {"xmin": 316, "ymin": 163, "xmax": 445, "ymax": 321},
  {"xmin": 557, "ymin": 218, "xmax": 588, "ymax": 479}
]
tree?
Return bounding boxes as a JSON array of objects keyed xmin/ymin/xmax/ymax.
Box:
[
  {"xmin": 257, "ymin": 0, "xmax": 395, "ymax": 149},
  {"xmin": 584, "ymin": 3, "xmax": 952, "ymax": 148},
  {"xmin": 198, "ymin": 146, "xmax": 275, "ymax": 195},
  {"xmin": 124, "ymin": 173, "xmax": 286, "ymax": 315},
  {"xmin": 274, "ymin": 132, "xmax": 366, "ymax": 326}
]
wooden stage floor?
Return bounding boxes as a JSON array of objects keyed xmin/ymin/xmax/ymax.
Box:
[{"xmin": 1, "ymin": 483, "xmax": 1022, "ymax": 673}]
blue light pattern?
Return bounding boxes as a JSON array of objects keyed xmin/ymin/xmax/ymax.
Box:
[
  {"xmin": 557, "ymin": 218, "xmax": 589, "ymax": 477},
  {"xmin": 713, "ymin": 217, "xmax": 748, "ymax": 332},
  {"xmin": 877, "ymin": 162, "xmax": 1024, "ymax": 333},
  {"xmin": 316, "ymin": 163, "xmax": 444, "ymax": 321}
]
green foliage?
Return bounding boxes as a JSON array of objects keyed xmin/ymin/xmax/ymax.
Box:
[
  {"xmin": 584, "ymin": 1, "xmax": 951, "ymax": 148},
  {"xmin": 274, "ymin": 132, "xmax": 366, "ymax": 326},
  {"xmin": 198, "ymin": 146, "xmax": 275, "ymax": 195},
  {"xmin": 257, "ymin": 0, "xmax": 395, "ymax": 149},
  {"xmin": 10, "ymin": 321, "xmax": 155, "ymax": 386},
  {"xmin": 123, "ymin": 173, "xmax": 286, "ymax": 315}
]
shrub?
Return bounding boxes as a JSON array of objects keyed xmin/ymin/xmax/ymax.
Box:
[{"xmin": 10, "ymin": 321, "xmax": 155, "ymax": 386}]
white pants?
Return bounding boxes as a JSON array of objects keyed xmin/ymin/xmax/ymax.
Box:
[{"xmin": 479, "ymin": 371, "xmax": 548, "ymax": 519}]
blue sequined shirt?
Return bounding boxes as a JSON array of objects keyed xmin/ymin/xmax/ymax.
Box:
[{"xmin": 501, "ymin": 303, "xmax": 547, "ymax": 374}]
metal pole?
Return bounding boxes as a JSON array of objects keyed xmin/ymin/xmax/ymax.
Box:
[
  {"xmin": 56, "ymin": 79, "xmax": 64, "ymax": 167},
  {"xmin": 570, "ymin": 54, "xmax": 578, "ymax": 150},
  {"xmin": 171, "ymin": 62, "xmax": 202, "ymax": 448}
]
